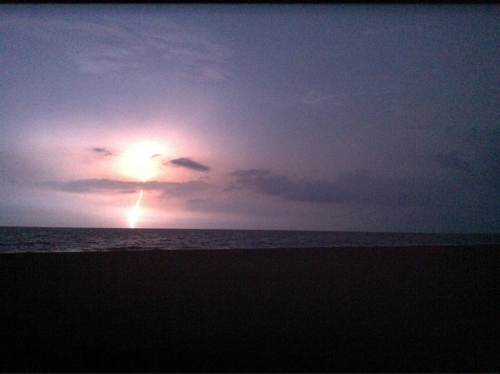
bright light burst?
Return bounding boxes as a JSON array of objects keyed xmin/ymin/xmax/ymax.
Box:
[
  {"xmin": 119, "ymin": 142, "xmax": 167, "ymax": 182},
  {"xmin": 122, "ymin": 141, "xmax": 167, "ymax": 229}
]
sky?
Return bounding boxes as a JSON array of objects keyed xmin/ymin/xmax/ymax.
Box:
[{"xmin": 0, "ymin": 5, "xmax": 499, "ymax": 232}]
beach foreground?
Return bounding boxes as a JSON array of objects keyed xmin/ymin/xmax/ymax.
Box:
[{"xmin": 1, "ymin": 245, "xmax": 499, "ymax": 372}]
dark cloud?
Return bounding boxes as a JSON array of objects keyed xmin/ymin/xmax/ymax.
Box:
[
  {"xmin": 226, "ymin": 169, "xmax": 270, "ymax": 191},
  {"xmin": 230, "ymin": 169, "xmax": 270, "ymax": 179},
  {"xmin": 167, "ymin": 158, "xmax": 210, "ymax": 172},
  {"xmin": 40, "ymin": 178, "xmax": 209, "ymax": 196},
  {"xmin": 91, "ymin": 147, "xmax": 113, "ymax": 156},
  {"xmin": 434, "ymin": 152, "xmax": 471, "ymax": 173},
  {"xmin": 227, "ymin": 169, "xmax": 459, "ymax": 208},
  {"xmin": 229, "ymin": 169, "xmax": 352, "ymax": 204},
  {"xmin": 40, "ymin": 179, "xmax": 131, "ymax": 193}
]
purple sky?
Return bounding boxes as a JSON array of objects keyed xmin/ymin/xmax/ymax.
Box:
[{"xmin": 1, "ymin": 5, "xmax": 499, "ymax": 232}]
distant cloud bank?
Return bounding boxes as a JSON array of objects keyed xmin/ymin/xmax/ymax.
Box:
[
  {"xmin": 40, "ymin": 178, "xmax": 209, "ymax": 197},
  {"xmin": 227, "ymin": 168, "xmax": 462, "ymax": 208}
]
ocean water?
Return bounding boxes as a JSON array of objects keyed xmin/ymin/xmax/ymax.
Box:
[{"xmin": 0, "ymin": 227, "xmax": 499, "ymax": 253}]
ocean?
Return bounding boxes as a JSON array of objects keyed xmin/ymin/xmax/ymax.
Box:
[{"xmin": 0, "ymin": 226, "xmax": 499, "ymax": 253}]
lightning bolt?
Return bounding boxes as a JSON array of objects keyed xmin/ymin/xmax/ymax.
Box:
[
  {"xmin": 129, "ymin": 189, "xmax": 143, "ymax": 229},
  {"xmin": 128, "ymin": 154, "xmax": 159, "ymax": 229},
  {"xmin": 129, "ymin": 164, "xmax": 147, "ymax": 229}
]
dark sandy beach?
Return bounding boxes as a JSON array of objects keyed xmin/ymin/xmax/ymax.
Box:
[{"xmin": 1, "ymin": 245, "xmax": 499, "ymax": 372}]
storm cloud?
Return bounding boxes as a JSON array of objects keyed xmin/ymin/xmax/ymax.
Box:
[
  {"xmin": 167, "ymin": 158, "xmax": 211, "ymax": 172},
  {"xmin": 228, "ymin": 169, "xmax": 351, "ymax": 204},
  {"xmin": 228, "ymin": 169, "xmax": 457, "ymax": 208}
]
